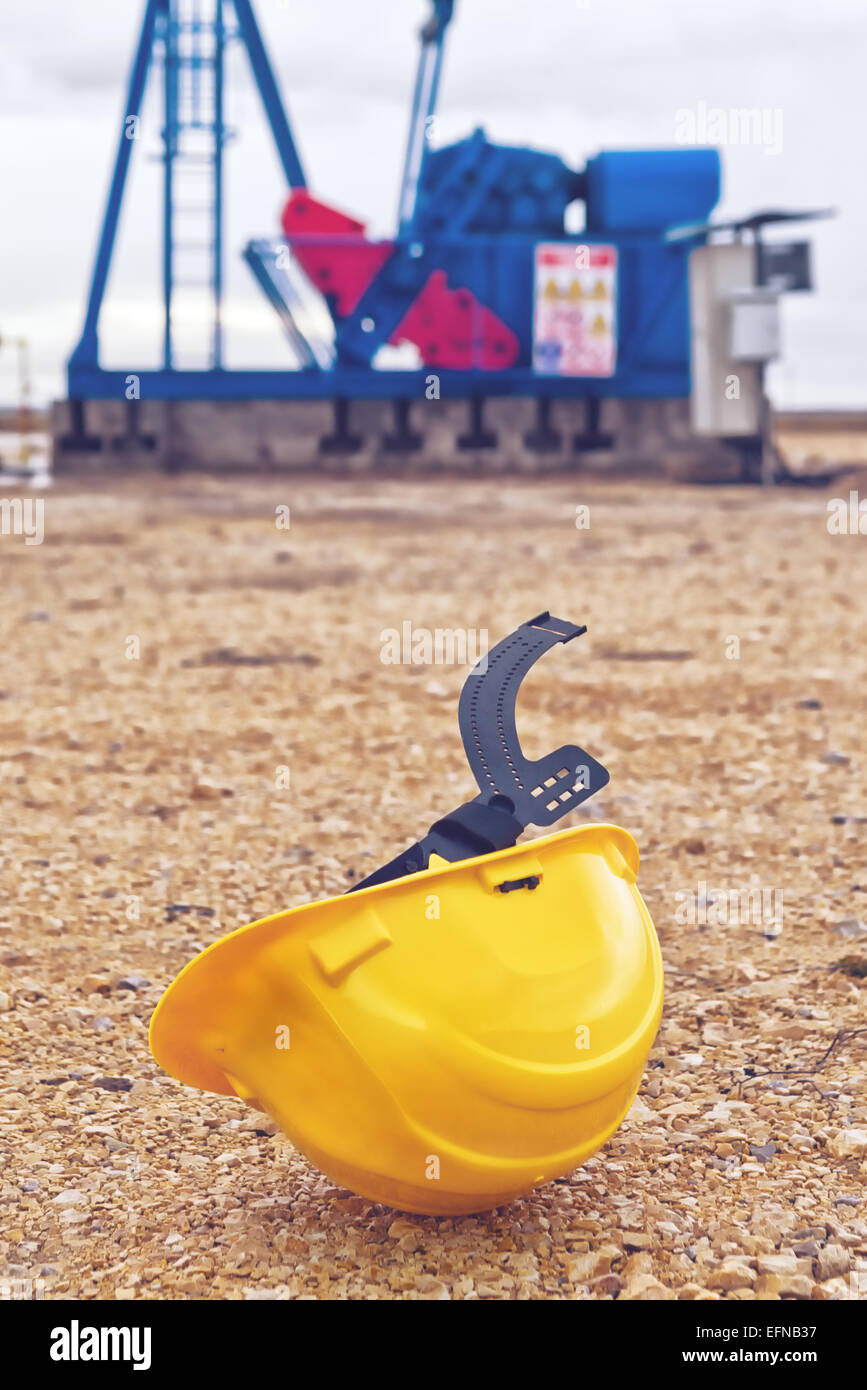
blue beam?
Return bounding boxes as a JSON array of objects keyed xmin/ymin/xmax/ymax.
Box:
[
  {"xmin": 214, "ymin": 0, "xmax": 226, "ymax": 366},
  {"xmin": 233, "ymin": 0, "xmax": 307, "ymax": 189},
  {"xmin": 68, "ymin": 0, "xmax": 164, "ymax": 373},
  {"xmin": 67, "ymin": 365, "xmax": 690, "ymax": 401},
  {"xmin": 162, "ymin": 0, "xmax": 176, "ymax": 368},
  {"xmin": 397, "ymin": 0, "xmax": 455, "ymax": 234}
]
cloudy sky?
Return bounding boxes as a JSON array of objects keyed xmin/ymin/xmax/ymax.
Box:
[{"xmin": 1, "ymin": 0, "xmax": 865, "ymax": 406}]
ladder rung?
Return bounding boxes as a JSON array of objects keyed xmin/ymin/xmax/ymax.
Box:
[{"xmin": 165, "ymin": 151, "xmax": 223, "ymax": 163}]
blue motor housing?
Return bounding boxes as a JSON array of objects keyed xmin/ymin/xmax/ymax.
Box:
[
  {"xmin": 585, "ymin": 148, "xmax": 721, "ymax": 233},
  {"xmin": 415, "ymin": 129, "xmax": 582, "ymax": 238}
]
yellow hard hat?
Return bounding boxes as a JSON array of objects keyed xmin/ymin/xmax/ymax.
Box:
[{"xmin": 150, "ymin": 615, "xmax": 663, "ymax": 1214}]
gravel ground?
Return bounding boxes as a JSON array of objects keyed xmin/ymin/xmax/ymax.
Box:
[{"xmin": 1, "ymin": 471, "xmax": 866, "ymax": 1301}]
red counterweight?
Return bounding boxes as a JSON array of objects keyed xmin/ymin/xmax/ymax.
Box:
[
  {"xmin": 281, "ymin": 190, "xmax": 519, "ymax": 369},
  {"xmin": 280, "ymin": 190, "xmax": 394, "ymax": 316}
]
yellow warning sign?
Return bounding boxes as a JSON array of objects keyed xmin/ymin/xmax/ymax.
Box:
[{"xmin": 533, "ymin": 243, "xmax": 618, "ymax": 377}]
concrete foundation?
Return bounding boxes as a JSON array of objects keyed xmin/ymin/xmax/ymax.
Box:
[{"xmin": 52, "ymin": 396, "xmax": 748, "ymax": 480}]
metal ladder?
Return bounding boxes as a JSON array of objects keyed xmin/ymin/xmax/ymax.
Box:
[{"xmin": 158, "ymin": 0, "xmax": 233, "ymax": 370}]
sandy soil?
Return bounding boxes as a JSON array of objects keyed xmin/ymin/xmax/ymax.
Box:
[{"xmin": 1, "ymin": 472, "xmax": 865, "ymax": 1300}]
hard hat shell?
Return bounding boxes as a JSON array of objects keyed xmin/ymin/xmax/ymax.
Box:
[{"xmin": 149, "ymin": 823, "xmax": 663, "ymax": 1215}]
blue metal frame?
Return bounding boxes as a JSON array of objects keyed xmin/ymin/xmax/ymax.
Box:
[
  {"xmin": 68, "ymin": 0, "xmax": 307, "ymax": 395},
  {"xmin": 67, "ymin": 0, "xmax": 717, "ymax": 406}
]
